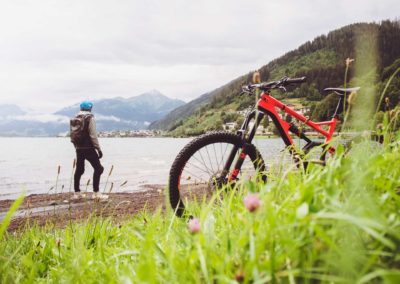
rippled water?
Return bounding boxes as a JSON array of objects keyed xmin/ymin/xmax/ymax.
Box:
[{"xmin": 0, "ymin": 137, "xmax": 293, "ymax": 200}]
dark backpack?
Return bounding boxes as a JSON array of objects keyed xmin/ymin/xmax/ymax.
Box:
[{"xmin": 70, "ymin": 114, "xmax": 92, "ymax": 145}]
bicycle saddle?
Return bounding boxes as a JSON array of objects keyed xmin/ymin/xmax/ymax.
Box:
[{"xmin": 323, "ymin": 87, "xmax": 360, "ymax": 96}]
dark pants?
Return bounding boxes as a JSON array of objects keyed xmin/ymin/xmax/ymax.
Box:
[{"xmin": 74, "ymin": 148, "xmax": 104, "ymax": 192}]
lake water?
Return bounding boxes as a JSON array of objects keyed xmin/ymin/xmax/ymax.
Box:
[{"xmin": 0, "ymin": 137, "xmax": 292, "ymax": 200}]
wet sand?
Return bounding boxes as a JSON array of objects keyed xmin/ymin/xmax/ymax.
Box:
[{"xmin": 0, "ymin": 185, "xmax": 168, "ymax": 231}]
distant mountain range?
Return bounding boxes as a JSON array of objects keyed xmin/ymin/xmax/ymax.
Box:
[
  {"xmin": 149, "ymin": 91, "xmax": 214, "ymax": 130},
  {"xmin": 0, "ymin": 90, "xmax": 184, "ymax": 136}
]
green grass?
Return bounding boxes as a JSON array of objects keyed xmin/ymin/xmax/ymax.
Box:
[
  {"xmin": 1, "ymin": 136, "xmax": 400, "ymax": 283},
  {"xmin": 170, "ymin": 102, "xmax": 240, "ymax": 137},
  {"xmin": 280, "ymin": 98, "xmax": 307, "ymax": 109}
]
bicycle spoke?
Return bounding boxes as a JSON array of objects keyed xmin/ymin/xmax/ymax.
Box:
[
  {"xmin": 195, "ymin": 150, "xmax": 214, "ymax": 176},
  {"xmin": 181, "ymin": 168, "xmax": 206, "ymax": 183},
  {"xmin": 190, "ymin": 153, "xmax": 208, "ymax": 171},
  {"xmin": 220, "ymin": 142, "xmax": 229, "ymax": 170},
  {"xmin": 219, "ymin": 142, "xmax": 223, "ymax": 166},
  {"xmin": 212, "ymin": 143, "xmax": 220, "ymax": 171},
  {"xmin": 186, "ymin": 161, "xmax": 212, "ymax": 176},
  {"xmin": 204, "ymin": 146, "xmax": 215, "ymax": 173}
]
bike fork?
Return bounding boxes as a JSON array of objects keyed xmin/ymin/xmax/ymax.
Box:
[
  {"xmin": 223, "ymin": 111, "xmax": 264, "ymax": 182},
  {"xmin": 219, "ymin": 144, "xmax": 252, "ymax": 182},
  {"xmin": 228, "ymin": 144, "xmax": 251, "ymax": 181},
  {"xmin": 220, "ymin": 145, "xmax": 240, "ymax": 181}
]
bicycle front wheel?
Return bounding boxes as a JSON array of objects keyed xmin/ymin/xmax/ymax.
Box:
[{"xmin": 169, "ymin": 131, "xmax": 266, "ymax": 217}]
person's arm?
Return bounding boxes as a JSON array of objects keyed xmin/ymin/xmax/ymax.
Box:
[{"xmin": 88, "ymin": 116, "xmax": 102, "ymax": 152}]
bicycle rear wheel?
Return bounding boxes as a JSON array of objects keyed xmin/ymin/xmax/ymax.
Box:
[{"xmin": 169, "ymin": 131, "xmax": 266, "ymax": 217}]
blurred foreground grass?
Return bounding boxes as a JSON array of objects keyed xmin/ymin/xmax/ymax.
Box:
[{"xmin": 1, "ymin": 136, "xmax": 400, "ymax": 283}]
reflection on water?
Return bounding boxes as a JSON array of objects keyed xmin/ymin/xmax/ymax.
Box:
[{"xmin": 0, "ymin": 137, "xmax": 295, "ymax": 200}]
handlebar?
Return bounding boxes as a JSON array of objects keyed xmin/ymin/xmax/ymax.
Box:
[
  {"xmin": 285, "ymin": 76, "xmax": 306, "ymax": 84},
  {"xmin": 241, "ymin": 76, "xmax": 306, "ymax": 94}
]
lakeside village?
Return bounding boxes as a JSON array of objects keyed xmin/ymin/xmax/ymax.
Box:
[
  {"xmin": 97, "ymin": 129, "xmax": 161, "ymax": 138},
  {"xmin": 86, "ymin": 104, "xmax": 311, "ymax": 138}
]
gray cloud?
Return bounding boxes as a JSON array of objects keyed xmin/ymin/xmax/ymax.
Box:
[
  {"xmin": 0, "ymin": 0, "xmax": 399, "ymax": 113},
  {"xmin": 5, "ymin": 114, "xmax": 69, "ymax": 124}
]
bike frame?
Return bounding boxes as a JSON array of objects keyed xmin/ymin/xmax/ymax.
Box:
[
  {"xmin": 226, "ymin": 91, "xmax": 338, "ymax": 181},
  {"xmin": 257, "ymin": 92, "xmax": 337, "ymax": 146}
]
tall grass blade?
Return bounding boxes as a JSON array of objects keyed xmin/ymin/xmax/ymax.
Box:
[{"xmin": 0, "ymin": 194, "xmax": 25, "ymax": 239}]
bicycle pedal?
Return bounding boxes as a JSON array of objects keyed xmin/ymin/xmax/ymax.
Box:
[{"xmin": 302, "ymin": 141, "xmax": 323, "ymax": 152}]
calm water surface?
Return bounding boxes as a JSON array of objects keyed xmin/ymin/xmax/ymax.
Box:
[{"xmin": 0, "ymin": 137, "xmax": 290, "ymax": 200}]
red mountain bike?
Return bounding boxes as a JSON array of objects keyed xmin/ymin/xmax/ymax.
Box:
[{"xmin": 169, "ymin": 76, "xmax": 360, "ymax": 217}]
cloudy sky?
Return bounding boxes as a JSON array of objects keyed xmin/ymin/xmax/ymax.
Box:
[{"xmin": 0, "ymin": 0, "xmax": 399, "ymax": 113}]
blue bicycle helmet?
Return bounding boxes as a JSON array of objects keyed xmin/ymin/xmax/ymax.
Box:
[{"xmin": 80, "ymin": 100, "xmax": 93, "ymax": 111}]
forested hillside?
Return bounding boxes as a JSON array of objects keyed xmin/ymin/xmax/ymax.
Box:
[{"xmin": 150, "ymin": 20, "xmax": 400, "ymax": 136}]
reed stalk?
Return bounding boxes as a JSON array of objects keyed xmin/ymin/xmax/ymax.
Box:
[
  {"xmin": 108, "ymin": 182, "xmax": 114, "ymax": 194},
  {"xmin": 68, "ymin": 159, "xmax": 76, "ymax": 241},
  {"xmin": 371, "ymin": 67, "xmax": 400, "ymax": 130},
  {"xmin": 85, "ymin": 179, "xmax": 91, "ymax": 193},
  {"xmin": 53, "ymin": 165, "xmax": 61, "ymax": 215},
  {"xmin": 118, "ymin": 180, "xmax": 128, "ymax": 192},
  {"xmin": 69, "ymin": 159, "xmax": 76, "ymax": 196},
  {"xmin": 102, "ymin": 165, "xmax": 114, "ymax": 193},
  {"xmin": 340, "ymin": 58, "xmax": 354, "ymax": 132}
]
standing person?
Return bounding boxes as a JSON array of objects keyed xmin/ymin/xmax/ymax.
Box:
[{"xmin": 70, "ymin": 100, "xmax": 108, "ymax": 200}]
